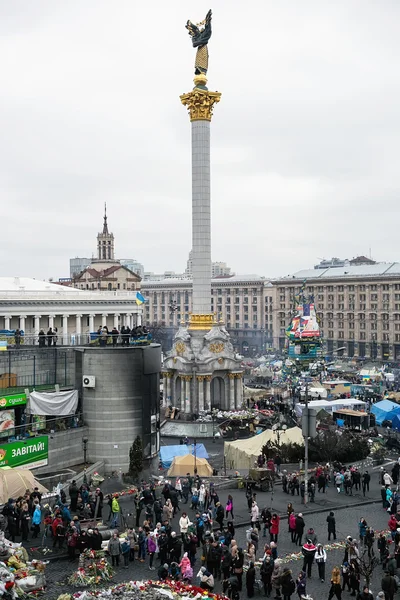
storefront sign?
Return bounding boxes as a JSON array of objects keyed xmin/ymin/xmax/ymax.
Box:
[
  {"xmin": 0, "ymin": 436, "xmax": 48, "ymax": 470},
  {"xmin": 0, "ymin": 393, "xmax": 27, "ymax": 409}
]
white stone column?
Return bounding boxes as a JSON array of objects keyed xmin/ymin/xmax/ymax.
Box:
[
  {"xmin": 114, "ymin": 314, "xmax": 120, "ymax": 329},
  {"xmin": 191, "ymin": 120, "xmax": 212, "ymax": 315},
  {"xmin": 75, "ymin": 314, "xmax": 82, "ymax": 344},
  {"xmin": 48, "ymin": 315, "xmax": 55, "ymax": 329},
  {"xmin": 4, "ymin": 317, "xmax": 11, "ymax": 330},
  {"xmin": 185, "ymin": 377, "xmax": 191, "ymax": 414},
  {"xmin": 197, "ymin": 376, "xmax": 205, "ymax": 412},
  {"xmin": 204, "ymin": 376, "xmax": 211, "ymax": 411},
  {"xmin": 34, "ymin": 315, "xmax": 41, "ymax": 344},
  {"xmin": 180, "ymin": 377, "xmax": 185, "ymax": 412},
  {"xmin": 62, "ymin": 314, "xmax": 69, "ymax": 345},
  {"xmin": 19, "ymin": 315, "xmax": 27, "ymax": 333},
  {"xmin": 137, "ymin": 311, "xmax": 142, "ymax": 326},
  {"xmin": 166, "ymin": 375, "xmax": 171, "ymax": 405},
  {"xmin": 102, "ymin": 313, "xmax": 108, "ymax": 327},
  {"xmin": 89, "ymin": 314, "xmax": 95, "ymax": 332},
  {"xmin": 235, "ymin": 375, "xmax": 243, "ymax": 409},
  {"xmin": 228, "ymin": 374, "xmax": 235, "ymax": 410}
]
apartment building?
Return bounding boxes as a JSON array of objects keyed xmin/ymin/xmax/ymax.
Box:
[
  {"xmin": 141, "ymin": 275, "xmax": 273, "ymax": 355},
  {"xmin": 271, "ymin": 262, "xmax": 400, "ymax": 360}
]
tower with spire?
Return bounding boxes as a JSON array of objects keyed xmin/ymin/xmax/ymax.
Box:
[{"xmin": 96, "ymin": 203, "xmax": 115, "ymax": 261}]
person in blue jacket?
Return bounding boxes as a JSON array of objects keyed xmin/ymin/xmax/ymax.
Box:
[{"xmin": 32, "ymin": 503, "xmax": 42, "ymax": 538}]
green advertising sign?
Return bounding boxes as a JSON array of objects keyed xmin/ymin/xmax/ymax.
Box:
[
  {"xmin": 0, "ymin": 393, "xmax": 27, "ymax": 409},
  {"xmin": 0, "ymin": 436, "xmax": 48, "ymax": 470}
]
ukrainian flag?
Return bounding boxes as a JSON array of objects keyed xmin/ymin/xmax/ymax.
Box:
[{"xmin": 136, "ymin": 292, "xmax": 145, "ymax": 305}]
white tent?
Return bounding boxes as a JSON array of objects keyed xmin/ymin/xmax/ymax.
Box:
[
  {"xmin": 295, "ymin": 398, "xmax": 367, "ymax": 417},
  {"xmin": 224, "ymin": 426, "xmax": 304, "ymax": 470}
]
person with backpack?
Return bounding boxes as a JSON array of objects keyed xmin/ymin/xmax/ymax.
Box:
[{"xmin": 281, "ymin": 567, "xmax": 296, "ymax": 600}]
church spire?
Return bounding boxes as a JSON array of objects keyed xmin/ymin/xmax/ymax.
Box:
[
  {"xmin": 97, "ymin": 203, "xmax": 115, "ymax": 261},
  {"xmin": 103, "ymin": 202, "xmax": 109, "ymax": 234}
]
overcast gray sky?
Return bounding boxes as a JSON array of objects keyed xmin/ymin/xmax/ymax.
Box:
[{"xmin": 1, "ymin": 1, "xmax": 399, "ymax": 280}]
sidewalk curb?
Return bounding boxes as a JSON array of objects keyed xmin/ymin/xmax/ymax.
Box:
[{"xmin": 230, "ymin": 499, "xmax": 382, "ymax": 530}]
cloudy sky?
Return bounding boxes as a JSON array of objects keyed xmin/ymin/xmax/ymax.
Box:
[{"xmin": 1, "ymin": 1, "xmax": 399, "ymax": 280}]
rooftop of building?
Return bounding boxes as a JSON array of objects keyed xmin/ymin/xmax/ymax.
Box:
[
  {"xmin": 0, "ymin": 277, "xmax": 83, "ymax": 293},
  {"xmin": 142, "ymin": 274, "xmax": 269, "ymax": 286},
  {"xmin": 275, "ymin": 262, "xmax": 400, "ymax": 282}
]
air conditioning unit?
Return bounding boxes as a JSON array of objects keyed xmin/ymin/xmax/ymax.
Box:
[{"xmin": 83, "ymin": 376, "xmax": 96, "ymax": 388}]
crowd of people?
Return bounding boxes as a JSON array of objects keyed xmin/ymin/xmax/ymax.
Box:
[
  {"xmin": 2, "ymin": 468, "xmax": 400, "ymax": 600},
  {"xmin": 96, "ymin": 325, "xmax": 150, "ymax": 346}
]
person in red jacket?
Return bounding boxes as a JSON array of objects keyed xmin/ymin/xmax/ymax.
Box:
[
  {"xmin": 270, "ymin": 513, "xmax": 280, "ymax": 543},
  {"xmin": 388, "ymin": 514, "xmax": 398, "ymax": 540}
]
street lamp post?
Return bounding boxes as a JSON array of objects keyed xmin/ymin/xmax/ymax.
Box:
[
  {"xmin": 82, "ymin": 436, "xmax": 89, "ymax": 485},
  {"xmin": 193, "ymin": 437, "xmax": 197, "ymax": 474},
  {"xmin": 212, "ymin": 408, "xmax": 218, "ymax": 443}
]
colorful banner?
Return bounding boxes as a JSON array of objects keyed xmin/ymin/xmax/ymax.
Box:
[
  {"xmin": 0, "ymin": 436, "xmax": 48, "ymax": 469},
  {"xmin": 0, "ymin": 410, "xmax": 15, "ymax": 438},
  {"xmin": 0, "ymin": 393, "xmax": 27, "ymax": 409}
]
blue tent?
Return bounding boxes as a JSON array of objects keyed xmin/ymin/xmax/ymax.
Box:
[
  {"xmin": 392, "ymin": 414, "xmax": 400, "ymax": 431},
  {"xmin": 160, "ymin": 444, "xmax": 209, "ymax": 469},
  {"xmin": 371, "ymin": 399, "xmax": 400, "ymax": 425},
  {"xmin": 160, "ymin": 446, "xmax": 189, "ymax": 469}
]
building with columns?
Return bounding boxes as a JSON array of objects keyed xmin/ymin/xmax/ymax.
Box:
[
  {"xmin": 141, "ymin": 274, "xmax": 274, "ymax": 355},
  {"xmin": 271, "ymin": 262, "xmax": 400, "ymax": 361},
  {"xmin": 0, "ymin": 277, "xmax": 142, "ymax": 344}
]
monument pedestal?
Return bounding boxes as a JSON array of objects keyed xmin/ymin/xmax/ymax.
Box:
[{"xmin": 163, "ymin": 323, "xmax": 243, "ymax": 414}]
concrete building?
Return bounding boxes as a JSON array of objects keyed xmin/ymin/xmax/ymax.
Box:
[
  {"xmin": 0, "ymin": 277, "xmax": 142, "ymax": 344},
  {"xmin": 70, "ymin": 257, "xmax": 91, "ymax": 278},
  {"xmin": 185, "ymin": 250, "xmax": 232, "ymax": 278},
  {"xmin": 142, "ymin": 275, "xmax": 273, "ymax": 355},
  {"xmin": 271, "ymin": 262, "xmax": 400, "ymax": 360}
]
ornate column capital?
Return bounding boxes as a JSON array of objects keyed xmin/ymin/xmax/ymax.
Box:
[
  {"xmin": 63, "ymin": 314, "xmax": 70, "ymax": 318},
  {"xmin": 196, "ymin": 375, "xmax": 205, "ymax": 381},
  {"xmin": 228, "ymin": 373, "xmax": 236, "ymax": 380},
  {"xmin": 180, "ymin": 88, "xmax": 221, "ymax": 122},
  {"xmin": 76, "ymin": 314, "xmax": 83, "ymax": 318}
]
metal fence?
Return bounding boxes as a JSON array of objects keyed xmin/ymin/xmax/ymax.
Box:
[{"xmin": 0, "ymin": 348, "xmax": 75, "ymax": 394}]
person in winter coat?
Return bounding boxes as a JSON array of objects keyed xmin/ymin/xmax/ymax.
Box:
[
  {"xmin": 261, "ymin": 555, "xmax": 273, "ymax": 597},
  {"xmin": 327, "ymin": 511, "xmax": 337, "ymax": 540},
  {"xmin": 296, "ymin": 571, "xmax": 306, "ymax": 600},
  {"xmin": 349, "ymin": 561, "xmax": 360, "ymax": 596},
  {"xmin": 270, "ymin": 514, "xmax": 280, "ymax": 543},
  {"xmin": 246, "ymin": 562, "xmax": 256, "ymax": 598},
  {"xmin": 147, "ymin": 532, "xmax": 157, "ymax": 570},
  {"xmin": 66, "ymin": 526, "xmax": 79, "ymax": 561},
  {"xmin": 302, "ymin": 540, "xmax": 316, "ymax": 578},
  {"xmin": 163, "ymin": 499, "xmax": 174, "ymax": 521},
  {"xmin": 215, "ymin": 502, "xmax": 224, "ymax": 529},
  {"xmin": 328, "ymin": 566, "xmax": 342, "ymax": 600},
  {"xmin": 198, "ymin": 566, "xmax": 214, "ymax": 591},
  {"xmin": 251, "ymin": 501, "xmax": 260, "ymax": 529},
  {"xmin": 221, "ymin": 545, "xmax": 232, "ymax": 580},
  {"xmin": 121, "ymin": 538, "xmax": 130, "ymax": 568},
  {"xmin": 232, "ymin": 548, "xmax": 244, "ymax": 591},
  {"xmin": 179, "ymin": 512, "xmax": 191, "ymax": 537},
  {"xmin": 180, "ymin": 552, "xmax": 193, "ymax": 582},
  {"xmin": 359, "ymin": 518, "xmax": 367, "ymax": 545},
  {"xmin": 108, "ymin": 532, "xmax": 122, "ymax": 567},
  {"xmin": 280, "ymin": 568, "xmax": 296, "ymax": 600},
  {"xmin": 158, "ymin": 563, "xmax": 169, "ymax": 580},
  {"xmin": 111, "ymin": 495, "xmax": 120, "ymax": 527},
  {"xmin": 306, "ymin": 527, "xmax": 317, "ymax": 545},
  {"xmin": 32, "ymin": 503, "xmax": 41, "ymax": 538},
  {"xmin": 271, "ymin": 558, "xmax": 283, "ymax": 599},
  {"xmin": 295, "ymin": 513, "xmax": 305, "ymax": 547},
  {"xmin": 357, "ymin": 585, "xmax": 374, "ymax": 600},
  {"xmin": 381, "ymin": 571, "xmax": 398, "ymax": 600},
  {"xmin": 68, "ymin": 481, "xmax": 79, "ymax": 512},
  {"xmin": 226, "ymin": 495, "xmax": 234, "ymax": 519},
  {"xmin": 289, "ymin": 513, "xmax": 297, "ymax": 543},
  {"xmin": 315, "ymin": 543, "xmax": 327, "ymax": 582},
  {"xmin": 388, "ymin": 515, "xmax": 398, "ymax": 540}
]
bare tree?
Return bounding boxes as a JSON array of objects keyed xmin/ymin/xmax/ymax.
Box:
[{"xmin": 358, "ymin": 547, "xmax": 379, "ymax": 588}]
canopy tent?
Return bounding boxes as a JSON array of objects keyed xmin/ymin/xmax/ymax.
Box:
[
  {"xmin": 371, "ymin": 399, "xmax": 400, "ymax": 425},
  {"xmin": 224, "ymin": 426, "xmax": 304, "ymax": 471},
  {"xmin": 28, "ymin": 390, "xmax": 78, "ymax": 416},
  {"xmin": 167, "ymin": 454, "xmax": 213, "ymax": 477},
  {"xmin": 0, "ymin": 467, "xmax": 48, "ymax": 504},
  {"xmin": 295, "ymin": 398, "xmax": 366, "ymax": 417},
  {"xmin": 160, "ymin": 444, "xmax": 209, "ymax": 469}
]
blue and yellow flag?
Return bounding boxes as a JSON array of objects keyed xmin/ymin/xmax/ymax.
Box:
[{"xmin": 136, "ymin": 292, "xmax": 145, "ymax": 305}]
